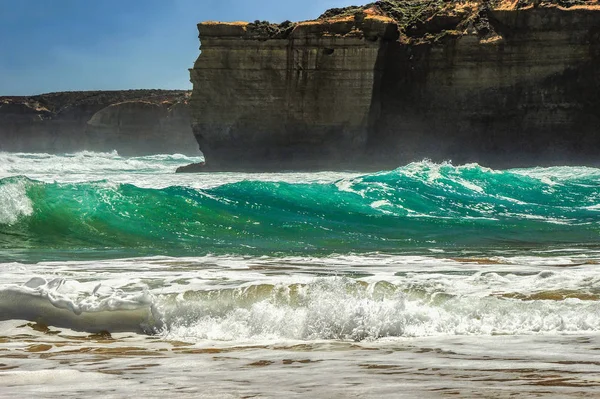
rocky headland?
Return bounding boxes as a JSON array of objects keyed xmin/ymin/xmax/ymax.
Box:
[
  {"xmin": 0, "ymin": 90, "xmax": 199, "ymax": 155},
  {"xmin": 181, "ymin": 0, "xmax": 600, "ymax": 172}
]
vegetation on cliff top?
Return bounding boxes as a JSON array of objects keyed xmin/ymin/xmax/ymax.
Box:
[
  {"xmin": 213, "ymin": 0, "xmax": 598, "ymax": 44},
  {"xmin": 318, "ymin": 0, "xmax": 598, "ymax": 39},
  {"xmin": 246, "ymin": 20, "xmax": 297, "ymax": 39},
  {"xmin": 240, "ymin": 0, "xmax": 597, "ymax": 41}
]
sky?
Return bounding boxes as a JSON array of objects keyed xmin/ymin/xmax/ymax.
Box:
[{"xmin": 0, "ymin": 0, "xmax": 355, "ymax": 95}]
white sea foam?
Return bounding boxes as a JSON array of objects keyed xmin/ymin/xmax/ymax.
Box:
[
  {"xmin": 512, "ymin": 165, "xmax": 600, "ymax": 182},
  {"xmin": 159, "ymin": 275, "xmax": 600, "ymax": 341},
  {"xmin": 0, "ymin": 179, "xmax": 33, "ymax": 225},
  {"xmin": 1, "ymin": 255, "xmax": 599, "ymax": 340},
  {"xmin": 0, "ymin": 151, "xmax": 361, "ymax": 189},
  {"xmin": 0, "ymin": 151, "xmax": 203, "ymax": 177},
  {"xmin": 370, "ymin": 199, "xmax": 393, "ymax": 210}
]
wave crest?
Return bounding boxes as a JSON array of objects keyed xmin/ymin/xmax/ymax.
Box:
[
  {"xmin": 2, "ymin": 162, "xmax": 600, "ymax": 257},
  {"xmin": 0, "ymin": 177, "xmax": 33, "ymax": 225},
  {"xmin": 3, "ymin": 275, "xmax": 599, "ymax": 340}
]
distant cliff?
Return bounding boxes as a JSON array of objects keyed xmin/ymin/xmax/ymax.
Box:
[
  {"xmin": 0, "ymin": 90, "xmax": 199, "ymax": 155},
  {"xmin": 184, "ymin": 0, "xmax": 600, "ymax": 171}
]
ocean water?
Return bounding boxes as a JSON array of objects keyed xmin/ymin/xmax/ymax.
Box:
[{"xmin": 1, "ymin": 151, "xmax": 600, "ymax": 398}]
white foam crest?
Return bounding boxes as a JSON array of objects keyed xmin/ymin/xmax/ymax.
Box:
[
  {"xmin": 160, "ymin": 278, "xmax": 408, "ymax": 341},
  {"xmin": 0, "ymin": 151, "xmax": 203, "ymax": 179},
  {"xmin": 370, "ymin": 200, "xmax": 397, "ymax": 215},
  {"xmin": 0, "ymin": 152, "xmax": 362, "ymax": 189},
  {"xmin": 383, "ymin": 161, "xmax": 493, "ymax": 198},
  {"xmin": 511, "ymin": 165, "xmax": 600, "ymax": 183},
  {"xmin": 334, "ymin": 177, "xmax": 365, "ymax": 197},
  {"xmin": 158, "ymin": 277, "xmax": 600, "ymax": 342},
  {"xmin": 2, "ymin": 255, "xmax": 600, "ymax": 339},
  {"xmin": 455, "ymin": 177, "xmax": 485, "ymax": 193},
  {"xmin": 334, "ymin": 160, "xmax": 490, "ymax": 204},
  {"xmin": 0, "ymin": 179, "xmax": 33, "ymax": 225},
  {"xmin": 399, "ymin": 160, "xmax": 447, "ymax": 180}
]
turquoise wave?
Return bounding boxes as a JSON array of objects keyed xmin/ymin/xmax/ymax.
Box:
[{"xmin": 2, "ymin": 162, "xmax": 600, "ymax": 259}]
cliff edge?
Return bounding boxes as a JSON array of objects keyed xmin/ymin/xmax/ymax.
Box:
[
  {"xmin": 183, "ymin": 0, "xmax": 600, "ymax": 171},
  {"xmin": 0, "ymin": 90, "xmax": 199, "ymax": 155}
]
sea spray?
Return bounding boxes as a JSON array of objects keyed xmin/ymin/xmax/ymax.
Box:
[
  {"xmin": 0, "ymin": 177, "xmax": 33, "ymax": 225},
  {"xmin": 2, "ymin": 269, "xmax": 600, "ymax": 340}
]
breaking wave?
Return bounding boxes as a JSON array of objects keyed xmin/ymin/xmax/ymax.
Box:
[
  {"xmin": 2, "ymin": 273, "xmax": 599, "ymax": 340},
  {"xmin": 2, "ymin": 162, "xmax": 600, "ymax": 259}
]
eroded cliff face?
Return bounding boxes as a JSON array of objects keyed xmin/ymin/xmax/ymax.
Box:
[
  {"xmin": 372, "ymin": 3, "xmax": 600, "ymax": 167},
  {"xmin": 189, "ymin": 13, "xmax": 398, "ymax": 169},
  {"xmin": 0, "ymin": 90, "xmax": 198, "ymax": 155},
  {"xmin": 187, "ymin": 0, "xmax": 600, "ymax": 170}
]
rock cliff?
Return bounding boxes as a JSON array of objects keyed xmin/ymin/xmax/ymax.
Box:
[
  {"xmin": 184, "ymin": 0, "xmax": 600, "ymax": 171},
  {"xmin": 0, "ymin": 90, "xmax": 199, "ymax": 155}
]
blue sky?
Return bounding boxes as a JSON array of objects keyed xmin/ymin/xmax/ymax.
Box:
[{"xmin": 0, "ymin": 0, "xmax": 354, "ymax": 95}]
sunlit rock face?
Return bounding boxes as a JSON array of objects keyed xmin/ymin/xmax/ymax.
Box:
[
  {"xmin": 0, "ymin": 90, "xmax": 198, "ymax": 156},
  {"xmin": 189, "ymin": 13, "xmax": 399, "ymax": 170},
  {"xmin": 189, "ymin": 2, "xmax": 600, "ymax": 170}
]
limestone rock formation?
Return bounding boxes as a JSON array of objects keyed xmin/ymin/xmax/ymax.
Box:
[
  {"xmin": 188, "ymin": 12, "xmax": 398, "ymax": 170},
  {"xmin": 0, "ymin": 90, "xmax": 199, "ymax": 155},
  {"xmin": 185, "ymin": 0, "xmax": 600, "ymax": 171}
]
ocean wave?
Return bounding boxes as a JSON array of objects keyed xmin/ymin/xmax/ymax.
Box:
[
  {"xmin": 1, "ymin": 161, "xmax": 600, "ymax": 257},
  {"xmin": 2, "ymin": 275, "xmax": 599, "ymax": 340},
  {"xmin": 0, "ymin": 151, "xmax": 203, "ymax": 177},
  {"xmin": 159, "ymin": 278, "xmax": 600, "ymax": 341},
  {"xmin": 0, "ymin": 178, "xmax": 33, "ymax": 225}
]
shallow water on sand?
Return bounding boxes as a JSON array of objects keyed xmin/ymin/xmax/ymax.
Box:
[
  {"xmin": 2, "ymin": 320, "xmax": 600, "ymax": 398},
  {"xmin": 1, "ymin": 152, "xmax": 600, "ymax": 397}
]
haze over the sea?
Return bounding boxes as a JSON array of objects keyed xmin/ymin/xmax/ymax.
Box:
[{"xmin": 0, "ymin": 0, "xmax": 352, "ymax": 95}]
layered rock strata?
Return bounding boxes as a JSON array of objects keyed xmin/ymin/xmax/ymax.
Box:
[
  {"xmin": 185, "ymin": 0, "xmax": 600, "ymax": 171},
  {"xmin": 188, "ymin": 14, "xmax": 398, "ymax": 170},
  {"xmin": 0, "ymin": 90, "xmax": 199, "ymax": 155}
]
